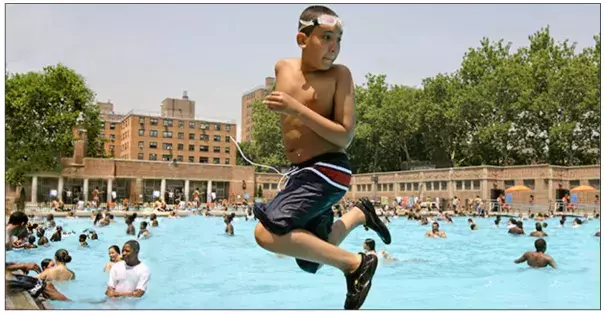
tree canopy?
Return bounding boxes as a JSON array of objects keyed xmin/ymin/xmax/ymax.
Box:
[{"xmin": 6, "ymin": 64, "xmax": 105, "ymax": 185}]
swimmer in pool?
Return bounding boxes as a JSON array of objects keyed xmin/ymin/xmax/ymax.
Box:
[
  {"xmin": 559, "ymin": 215, "xmax": 566, "ymax": 227},
  {"xmin": 470, "ymin": 223, "xmax": 478, "ymax": 231},
  {"xmin": 595, "ymin": 230, "xmax": 600, "ymax": 237},
  {"xmin": 150, "ymin": 214, "xmax": 159, "ymax": 227},
  {"xmin": 79, "ymin": 234, "xmax": 89, "ymax": 247},
  {"xmin": 530, "ymin": 222, "xmax": 548, "ymax": 237},
  {"xmin": 104, "ymin": 245, "xmax": 123, "ymax": 272},
  {"xmin": 425, "ymin": 222, "xmax": 447, "ymax": 238},
  {"xmin": 90, "ymin": 231, "xmax": 99, "ymax": 240},
  {"xmin": 362, "ymin": 239, "xmax": 397, "ymax": 262},
  {"xmin": 50, "ymin": 226, "xmax": 62, "ymax": 242},
  {"xmin": 137, "ymin": 222, "xmax": 151, "ymax": 240},
  {"xmin": 224, "ymin": 214, "xmax": 234, "ymax": 236},
  {"xmin": 41, "ymin": 258, "xmax": 55, "ymax": 271},
  {"xmin": 126, "ymin": 218, "xmax": 136, "ymax": 236},
  {"xmin": 514, "ymin": 238, "xmax": 556, "ymax": 269},
  {"xmin": 37, "ymin": 229, "xmax": 49, "ymax": 246},
  {"xmin": 36, "ymin": 249, "xmax": 76, "ymax": 281},
  {"xmin": 47, "ymin": 214, "xmax": 56, "ymax": 228},
  {"xmin": 572, "ymin": 218, "xmax": 582, "ymax": 228},
  {"xmin": 508, "ymin": 220, "xmax": 525, "ymax": 235},
  {"xmin": 65, "ymin": 211, "xmax": 75, "ymax": 219},
  {"xmin": 494, "ymin": 215, "xmax": 501, "ymax": 227},
  {"xmin": 507, "ymin": 218, "xmax": 516, "ymax": 229}
]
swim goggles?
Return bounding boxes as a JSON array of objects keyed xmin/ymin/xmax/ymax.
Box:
[{"xmin": 298, "ymin": 14, "xmax": 344, "ymax": 32}]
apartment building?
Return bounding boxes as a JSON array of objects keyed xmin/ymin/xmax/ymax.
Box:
[
  {"xmin": 241, "ymin": 77, "xmax": 275, "ymax": 142},
  {"xmin": 98, "ymin": 93, "xmax": 237, "ymax": 165}
]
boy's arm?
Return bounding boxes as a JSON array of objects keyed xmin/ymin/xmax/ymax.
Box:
[
  {"xmin": 275, "ymin": 61, "xmax": 356, "ymax": 148},
  {"xmin": 514, "ymin": 252, "xmax": 528, "ymax": 264}
]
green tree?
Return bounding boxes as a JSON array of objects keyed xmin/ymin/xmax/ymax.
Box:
[
  {"xmin": 5, "ymin": 64, "xmax": 105, "ymax": 185},
  {"xmin": 247, "ymin": 99, "xmax": 289, "ymax": 169}
]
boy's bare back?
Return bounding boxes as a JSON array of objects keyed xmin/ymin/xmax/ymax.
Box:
[{"xmin": 274, "ymin": 58, "xmax": 351, "ymax": 164}]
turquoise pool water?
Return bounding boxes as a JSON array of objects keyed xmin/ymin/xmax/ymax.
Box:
[{"xmin": 7, "ymin": 215, "xmax": 600, "ymax": 309}]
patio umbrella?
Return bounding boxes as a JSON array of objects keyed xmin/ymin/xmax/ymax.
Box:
[
  {"xmin": 570, "ymin": 185, "xmax": 596, "ymax": 193},
  {"xmin": 505, "ymin": 185, "xmax": 531, "ymax": 193}
]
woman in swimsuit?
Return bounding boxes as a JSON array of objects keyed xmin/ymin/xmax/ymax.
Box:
[
  {"xmin": 36, "ymin": 249, "xmax": 75, "ymax": 281},
  {"xmin": 104, "ymin": 245, "xmax": 122, "ymax": 272}
]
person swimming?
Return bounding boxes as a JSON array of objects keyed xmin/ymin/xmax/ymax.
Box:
[
  {"xmin": 494, "ymin": 215, "xmax": 501, "ymax": 227},
  {"xmin": 126, "ymin": 218, "xmax": 136, "ymax": 236},
  {"xmin": 560, "ymin": 215, "xmax": 566, "ymax": 227},
  {"xmin": 572, "ymin": 218, "xmax": 583, "ymax": 228},
  {"xmin": 224, "ymin": 214, "xmax": 234, "ymax": 236},
  {"xmin": 79, "ymin": 234, "xmax": 89, "ymax": 247},
  {"xmin": 150, "ymin": 214, "xmax": 159, "ymax": 227},
  {"xmin": 470, "ymin": 223, "xmax": 478, "ymax": 231},
  {"xmin": 508, "ymin": 221, "xmax": 525, "ymax": 235},
  {"xmin": 104, "ymin": 245, "xmax": 123, "ymax": 272},
  {"xmin": 595, "ymin": 230, "xmax": 601, "ymax": 237},
  {"xmin": 514, "ymin": 238, "xmax": 556, "ymax": 268},
  {"xmin": 90, "ymin": 231, "xmax": 99, "ymax": 240},
  {"xmin": 50, "ymin": 226, "xmax": 62, "ymax": 242},
  {"xmin": 36, "ymin": 249, "xmax": 76, "ymax": 280},
  {"xmin": 425, "ymin": 222, "xmax": 447, "ymax": 238},
  {"xmin": 137, "ymin": 222, "xmax": 151, "ymax": 240},
  {"xmin": 362, "ymin": 238, "xmax": 397, "ymax": 262},
  {"xmin": 530, "ymin": 222, "xmax": 548, "ymax": 237},
  {"xmin": 41, "ymin": 258, "xmax": 55, "ymax": 271},
  {"xmin": 37, "ymin": 229, "xmax": 49, "ymax": 246}
]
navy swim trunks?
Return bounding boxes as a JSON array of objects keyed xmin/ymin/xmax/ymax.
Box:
[{"xmin": 253, "ymin": 152, "xmax": 352, "ymax": 274}]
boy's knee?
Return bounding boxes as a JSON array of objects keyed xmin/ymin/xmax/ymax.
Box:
[{"xmin": 254, "ymin": 223, "xmax": 272, "ymax": 248}]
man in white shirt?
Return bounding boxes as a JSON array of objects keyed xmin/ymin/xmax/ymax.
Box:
[{"xmin": 105, "ymin": 240, "xmax": 150, "ymax": 298}]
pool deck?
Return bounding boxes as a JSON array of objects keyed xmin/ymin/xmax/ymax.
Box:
[{"xmin": 5, "ymin": 271, "xmax": 53, "ymax": 310}]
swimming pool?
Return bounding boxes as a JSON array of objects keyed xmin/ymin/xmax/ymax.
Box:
[{"xmin": 7, "ymin": 215, "xmax": 600, "ymax": 309}]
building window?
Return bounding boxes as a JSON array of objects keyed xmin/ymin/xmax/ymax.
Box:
[
  {"xmin": 188, "ymin": 156, "xmax": 194, "ymax": 163},
  {"xmin": 213, "ymin": 135, "xmax": 221, "ymax": 142},
  {"xmin": 406, "ymin": 183, "xmax": 412, "ymax": 191},
  {"xmin": 163, "ymin": 131, "xmax": 173, "ymax": 138},
  {"xmin": 225, "ymin": 158, "xmax": 230, "ymax": 164},
  {"xmin": 263, "ymin": 183, "xmax": 270, "ymax": 190},
  {"xmin": 213, "ymin": 157, "xmax": 220, "ymax": 164},
  {"xmin": 523, "ymin": 179, "xmax": 535, "ymax": 190},
  {"xmin": 199, "ymin": 157, "xmax": 209, "ymax": 163},
  {"xmin": 178, "ymin": 132, "xmax": 184, "ymax": 139},
  {"xmin": 225, "ymin": 147, "xmax": 230, "ymax": 154},
  {"xmin": 213, "ymin": 146, "xmax": 221, "ymax": 153},
  {"xmin": 200, "ymin": 145, "xmax": 209, "ymax": 152},
  {"xmin": 109, "ymin": 123, "xmax": 116, "ymax": 130},
  {"xmin": 150, "ymin": 118, "xmax": 158, "ymax": 125},
  {"xmin": 109, "ymin": 134, "xmax": 116, "ymax": 142},
  {"xmin": 413, "ymin": 183, "xmax": 419, "ymax": 191},
  {"xmin": 589, "ymin": 179, "xmax": 600, "ymax": 189},
  {"xmin": 188, "ymin": 145, "xmax": 194, "ymax": 151},
  {"xmin": 271, "ymin": 183, "xmax": 278, "ymax": 190},
  {"xmin": 214, "ymin": 124, "xmax": 221, "ymax": 131},
  {"xmin": 504, "ymin": 180, "xmax": 515, "ymax": 188},
  {"xmin": 100, "ymin": 132, "xmax": 105, "ymax": 138},
  {"xmin": 464, "ymin": 180, "xmax": 471, "ymax": 190},
  {"xmin": 472, "ymin": 180, "xmax": 481, "ymax": 190},
  {"xmin": 162, "ymin": 143, "xmax": 173, "ymax": 150},
  {"xmin": 109, "ymin": 145, "xmax": 115, "ymax": 151},
  {"xmin": 138, "ymin": 129, "xmax": 145, "ymax": 136},
  {"xmin": 200, "ymin": 123, "xmax": 209, "ymax": 130},
  {"xmin": 150, "ymin": 130, "xmax": 158, "ymax": 137},
  {"xmin": 178, "ymin": 121, "xmax": 184, "ymax": 128},
  {"xmin": 570, "ymin": 180, "xmax": 580, "ymax": 189},
  {"xmin": 139, "ymin": 117, "xmax": 145, "ymax": 124},
  {"xmin": 426, "ymin": 182, "xmax": 432, "ymax": 191},
  {"xmin": 433, "ymin": 181, "xmax": 439, "ymax": 191},
  {"xmin": 226, "ymin": 125, "xmax": 231, "ymax": 132},
  {"xmin": 456, "ymin": 181, "xmax": 463, "ymax": 190},
  {"xmin": 189, "ymin": 133, "xmax": 195, "ymax": 140},
  {"xmin": 138, "ymin": 141, "xmax": 144, "ymax": 148},
  {"xmin": 225, "ymin": 136, "xmax": 230, "ymax": 143},
  {"xmin": 163, "ymin": 119, "xmax": 173, "ymax": 127},
  {"xmin": 441, "ymin": 181, "xmax": 447, "ymax": 190},
  {"xmin": 101, "ymin": 122, "xmax": 105, "ymax": 129},
  {"xmin": 189, "ymin": 121, "xmax": 195, "ymax": 129},
  {"xmin": 399, "ymin": 183, "xmax": 406, "ymax": 191},
  {"xmin": 149, "ymin": 154, "xmax": 157, "ymax": 161},
  {"xmin": 200, "ymin": 134, "xmax": 209, "ymax": 141},
  {"xmin": 137, "ymin": 153, "xmax": 144, "ymax": 160},
  {"xmin": 149, "ymin": 142, "xmax": 158, "ymax": 149},
  {"xmin": 177, "ymin": 155, "xmax": 183, "ymax": 162},
  {"xmin": 162, "ymin": 154, "xmax": 172, "ymax": 161},
  {"xmin": 177, "ymin": 144, "xmax": 184, "ymax": 151}
]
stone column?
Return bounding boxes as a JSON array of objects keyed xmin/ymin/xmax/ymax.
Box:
[
  {"xmin": 160, "ymin": 179, "xmax": 166, "ymax": 202},
  {"xmin": 57, "ymin": 177, "xmax": 64, "ymax": 202},
  {"xmin": 31, "ymin": 176, "xmax": 38, "ymax": 204},
  {"xmin": 83, "ymin": 179, "xmax": 89, "ymax": 202},
  {"xmin": 207, "ymin": 180, "xmax": 213, "ymax": 203},
  {"xmin": 448, "ymin": 168, "xmax": 455, "ymax": 200},
  {"xmin": 107, "ymin": 179, "xmax": 113, "ymax": 203},
  {"xmin": 481, "ymin": 168, "xmax": 489, "ymax": 201},
  {"xmin": 135, "ymin": 179, "xmax": 143, "ymax": 203},
  {"xmin": 184, "ymin": 180, "xmax": 190, "ymax": 202}
]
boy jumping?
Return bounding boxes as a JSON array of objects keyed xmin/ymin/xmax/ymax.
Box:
[{"xmin": 253, "ymin": 5, "xmax": 391, "ymax": 310}]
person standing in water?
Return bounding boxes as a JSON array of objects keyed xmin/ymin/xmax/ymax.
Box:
[
  {"xmin": 425, "ymin": 222, "xmax": 447, "ymax": 238},
  {"xmin": 514, "ymin": 238, "xmax": 556, "ymax": 268},
  {"xmin": 126, "ymin": 217, "xmax": 136, "ymax": 236},
  {"xmin": 530, "ymin": 222, "xmax": 548, "ymax": 237},
  {"xmin": 104, "ymin": 245, "xmax": 122, "ymax": 272},
  {"xmin": 36, "ymin": 249, "xmax": 76, "ymax": 280},
  {"xmin": 251, "ymin": 5, "xmax": 391, "ymax": 310},
  {"xmin": 106, "ymin": 240, "xmax": 151, "ymax": 298},
  {"xmin": 137, "ymin": 222, "xmax": 151, "ymax": 239},
  {"xmin": 362, "ymin": 238, "xmax": 397, "ymax": 262}
]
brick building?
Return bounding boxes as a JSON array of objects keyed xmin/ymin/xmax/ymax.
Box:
[
  {"xmin": 240, "ymin": 77, "xmax": 275, "ymax": 142},
  {"xmin": 97, "ymin": 93, "xmax": 237, "ymax": 166}
]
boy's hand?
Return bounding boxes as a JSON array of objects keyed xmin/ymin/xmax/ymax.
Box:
[{"xmin": 264, "ymin": 92, "xmax": 301, "ymax": 116}]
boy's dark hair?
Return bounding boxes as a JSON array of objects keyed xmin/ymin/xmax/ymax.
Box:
[
  {"xmin": 298, "ymin": 5, "xmax": 338, "ymax": 36},
  {"xmin": 8, "ymin": 211, "xmax": 28, "ymax": 225}
]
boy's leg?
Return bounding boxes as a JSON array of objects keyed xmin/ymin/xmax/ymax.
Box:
[{"xmin": 328, "ymin": 198, "xmax": 392, "ymax": 247}]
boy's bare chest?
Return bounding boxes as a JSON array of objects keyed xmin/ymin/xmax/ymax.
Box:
[{"xmin": 283, "ymin": 73, "xmax": 336, "ymax": 117}]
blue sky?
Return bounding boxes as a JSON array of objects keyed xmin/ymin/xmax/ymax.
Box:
[{"xmin": 6, "ymin": 4, "xmax": 600, "ymax": 140}]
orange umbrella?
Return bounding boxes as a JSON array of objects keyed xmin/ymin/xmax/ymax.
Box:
[
  {"xmin": 570, "ymin": 185, "xmax": 596, "ymax": 193},
  {"xmin": 505, "ymin": 185, "xmax": 531, "ymax": 193}
]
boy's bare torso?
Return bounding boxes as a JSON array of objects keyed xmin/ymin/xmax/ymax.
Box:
[{"xmin": 275, "ymin": 58, "xmax": 345, "ymax": 164}]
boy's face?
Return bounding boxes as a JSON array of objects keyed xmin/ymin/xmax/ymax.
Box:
[{"xmin": 299, "ymin": 22, "xmax": 342, "ymax": 70}]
